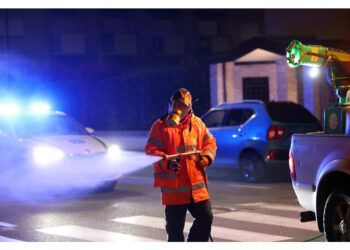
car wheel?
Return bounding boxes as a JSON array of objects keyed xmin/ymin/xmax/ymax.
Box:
[
  {"xmin": 239, "ymin": 151, "xmax": 265, "ymax": 183},
  {"xmin": 95, "ymin": 180, "xmax": 118, "ymax": 193},
  {"xmin": 323, "ymin": 191, "xmax": 350, "ymax": 241}
]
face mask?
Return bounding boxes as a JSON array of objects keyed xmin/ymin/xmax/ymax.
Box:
[{"xmin": 166, "ymin": 101, "xmax": 190, "ymax": 127}]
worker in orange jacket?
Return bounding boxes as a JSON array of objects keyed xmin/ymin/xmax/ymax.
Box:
[{"xmin": 145, "ymin": 88, "xmax": 217, "ymax": 242}]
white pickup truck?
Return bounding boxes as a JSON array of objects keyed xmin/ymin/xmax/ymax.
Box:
[
  {"xmin": 286, "ymin": 39, "xmax": 350, "ymax": 242},
  {"xmin": 290, "ymin": 132, "xmax": 350, "ymax": 241}
]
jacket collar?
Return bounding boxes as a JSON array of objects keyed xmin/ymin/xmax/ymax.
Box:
[{"xmin": 179, "ymin": 112, "xmax": 193, "ymax": 129}]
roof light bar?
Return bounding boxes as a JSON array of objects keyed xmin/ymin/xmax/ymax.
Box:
[
  {"xmin": 30, "ymin": 103, "xmax": 51, "ymax": 114},
  {"xmin": 0, "ymin": 104, "xmax": 19, "ymax": 116}
]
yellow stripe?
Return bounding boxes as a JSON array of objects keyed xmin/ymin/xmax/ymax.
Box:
[
  {"xmin": 161, "ymin": 186, "xmax": 191, "ymax": 193},
  {"xmin": 204, "ymin": 148, "xmax": 216, "ymax": 157},
  {"xmin": 147, "ymin": 137, "xmax": 164, "ymax": 147},
  {"xmin": 176, "ymin": 145, "xmax": 197, "ymax": 153},
  {"xmin": 203, "ymin": 129, "xmax": 213, "ymax": 143},
  {"xmin": 154, "ymin": 172, "xmax": 177, "ymax": 179},
  {"xmin": 192, "ymin": 182, "xmax": 206, "ymax": 191}
]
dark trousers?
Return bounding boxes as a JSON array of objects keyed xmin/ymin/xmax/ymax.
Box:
[{"xmin": 165, "ymin": 198, "xmax": 213, "ymax": 242}]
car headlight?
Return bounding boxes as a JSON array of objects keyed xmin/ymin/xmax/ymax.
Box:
[
  {"xmin": 107, "ymin": 144, "xmax": 121, "ymax": 160},
  {"xmin": 33, "ymin": 146, "xmax": 64, "ymax": 166}
]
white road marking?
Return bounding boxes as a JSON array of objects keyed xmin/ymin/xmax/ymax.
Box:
[
  {"xmin": 0, "ymin": 235, "xmax": 22, "ymax": 242},
  {"xmin": 216, "ymin": 211, "xmax": 319, "ymax": 231},
  {"xmin": 237, "ymin": 202, "xmax": 304, "ymax": 212},
  {"xmin": 37, "ymin": 225, "xmax": 159, "ymax": 242},
  {"xmin": 0, "ymin": 221, "xmax": 17, "ymax": 230},
  {"xmin": 113, "ymin": 215, "xmax": 291, "ymax": 242},
  {"xmin": 225, "ymin": 183, "xmax": 271, "ymax": 189}
]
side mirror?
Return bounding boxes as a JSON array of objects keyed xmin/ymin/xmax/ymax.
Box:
[{"xmin": 86, "ymin": 127, "xmax": 95, "ymax": 134}]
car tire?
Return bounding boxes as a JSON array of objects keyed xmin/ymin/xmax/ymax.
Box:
[
  {"xmin": 323, "ymin": 191, "xmax": 350, "ymax": 242},
  {"xmin": 95, "ymin": 180, "xmax": 118, "ymax": 193},
  {"xmin": 239, "ymin": 151, "xmax": 266, "ymax": 183}
]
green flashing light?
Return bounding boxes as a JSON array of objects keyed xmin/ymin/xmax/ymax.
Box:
[
  {"xmin": 286, "ymin": 40, "xmax": 350, "ymax": 106},
  {"xmin": 286, "ymin": 40, "xmax": 327, "ymax": 68},
  {"xmin": 286, "ymin": 40, "xmax": 302, "ymax": 68}
]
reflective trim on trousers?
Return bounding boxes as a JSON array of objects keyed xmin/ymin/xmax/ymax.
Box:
[
  {"xmin": 147, "ymin": 137, "xmax": 164, "ymax": 147},
  {"xmin": 161, "ymin": 186, "xmax": 191, "ymax": 193},
  {"xmin": 176, "ymin": 145, "xmax": 197, "ymax": 153},
  {"xmin": 154, "ymin": 172, "xmax": 178, "ymax": 180}
]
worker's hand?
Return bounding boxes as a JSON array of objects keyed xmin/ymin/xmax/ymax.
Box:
[
  {"xmin": 196, "ymin": 156, "xmax": 210, "ymax": 169},
  {"xmin": 167, "ymin": 159, "xmax": 182, "ymax": 172}
]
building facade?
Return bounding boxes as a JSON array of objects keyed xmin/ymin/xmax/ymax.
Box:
[
  {"xmin": 209, "ymin": 37, "xmax": 340, "ymax": 124},
  {"xmin": 0, "ymin": 9, "xmax": 265, "ymax": 130},
  {"xmin": 1, "ymin": 9, "xmax": 349, "ymax": 129}
]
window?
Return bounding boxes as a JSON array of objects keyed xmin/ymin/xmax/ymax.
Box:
[
  {"xmin": 164, "ymin": 36, "xmax": 185, "ymax": 55},
  {"xmin": 101, "ymin": 33, "xmax": 114, "ymax": 53},
  {"xmin": 0, "ymin": 17, "xmax": 24, "ymax": 37},
  {"xmin": 151, "ymin": 36, "xmax": 164, "ymax": 54},
  {"xmin": 240, "ymin": 23, "xmax": 259, "ymax": 40},
  {"xmin": 265, "ymin": 102, "xmax": 319, "ymax": 124},
  {"xmin": 197, "ymin": 20, "xmax": 218, "ymax": 37},
  {"xmin": 50, "ymin": 33, "xmax": 86, "ymax": 55},
  {"xmin": 202, "ymin": 110, "xmax": 226, "ymax": 128},
  {"xmin": 227, "ymin": 109, "xmax": 254, "ymax": 126},
  {"xmin": 100, "ymin": 33, "xmax": 137, "ymax": 55},
  {"xmin": 9, "ymin": 115, "xmax": 88, "ymax": 138},
  {"xmin": 114, "ymin": 34, "xmax": 137, "ymax": 55}
]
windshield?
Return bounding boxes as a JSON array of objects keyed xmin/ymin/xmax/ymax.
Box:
[{"xmin": 1, "ymin": 114, "xmax": 89, "ymax": 138}]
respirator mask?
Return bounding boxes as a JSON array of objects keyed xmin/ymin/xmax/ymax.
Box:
[{"xmin": 166, "ymin": 100, "xmax": 191, "ymax": 127}]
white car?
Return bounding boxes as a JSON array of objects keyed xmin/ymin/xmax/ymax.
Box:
[{"xmin": 0, "ymin": 104, "xmax": 122, "ymax": 194}]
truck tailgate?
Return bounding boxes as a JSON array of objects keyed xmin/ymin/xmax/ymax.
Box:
[{"xmin": 292, "ymin": 132, "xmax": 350, "ymax": 185}]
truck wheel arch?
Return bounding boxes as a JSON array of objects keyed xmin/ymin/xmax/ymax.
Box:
[{"xmin": 316, "ymin": 170, "xmax": 350, "ymax": 232}]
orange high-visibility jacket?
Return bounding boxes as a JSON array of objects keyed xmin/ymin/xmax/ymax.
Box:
[{"xmin": 145, "ymin": 114, "xmax": 217, "ymax": 205}]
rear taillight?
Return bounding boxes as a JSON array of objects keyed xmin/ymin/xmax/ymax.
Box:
[
  {"xmin": 268, "ymin": 150, "xmax": 276, "ymax": 160},
  {"xmin": 266, "ymin": 126, "xmax": 286, "ymax": 140},
  {"xmin": 289, "ymin": 151, "xmax": 296, "ymax": 181}
]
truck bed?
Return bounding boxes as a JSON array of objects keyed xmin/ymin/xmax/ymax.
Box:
[{"xmin": 292, "ymin": 132, "xmax": 350, "ymax": 185}]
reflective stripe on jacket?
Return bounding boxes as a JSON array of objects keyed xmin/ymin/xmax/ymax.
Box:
[{"xmin": 145, "ymin": 114, "xmax": 217, "ymax": 205}]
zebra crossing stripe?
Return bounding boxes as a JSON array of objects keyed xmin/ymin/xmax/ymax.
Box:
[
  {"xmin": 0, "ymin": 221, "xmax": 17, "ymax": 230},
  {"xmin": 0, "ymin": 235, "xmax": 22, "ymax": 242},
  {"xmin": 237, "ymin": 202, "xmax": 304, "ymax": 212},
  {"xmin": 215, "ymin": 211, "xmax": 319, "ymax": 231},
  {"xmin": 0, "ymin": 221, "xmax": 20, "ymax": 242},
  {"xmin": 113, "ymin": 215, "xmax": 291, "ymax": 242},
  {"xmin": 225, "ymin": 183, "xmax": 271, "ymax": 190},
  {"xmin": 37, "ymin": 225, "xmax": 159, "ymax": 242}
]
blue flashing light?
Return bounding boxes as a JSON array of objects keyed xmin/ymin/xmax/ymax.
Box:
[
  {"xmin": 0, "ymin": 104, "xmax": 19, "ymax": 116},
  {"xmin": 30, "ymin": 103, "xmax": 51, "ymax": 114}
]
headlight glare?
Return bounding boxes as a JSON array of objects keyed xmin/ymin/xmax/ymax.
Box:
[
  {"xmin": 33, "ymin": 146, "xmax": 64, "ymax": 166},
  {"xmin": 107, "ymin": 145, "xmax": 121, "ymax": 160}
]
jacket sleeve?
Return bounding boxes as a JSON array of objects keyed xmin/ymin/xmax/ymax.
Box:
[
  {"xmin": 145, "ymin": 121, "xmax": 170, "ymax": 169},
  {"xmin": 145, "ymin": 121, "xmax": 165, "ymax": 156},
  {"xmin": 200, "ymin": 120, "xmax": 217, "ymax": 166}
]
